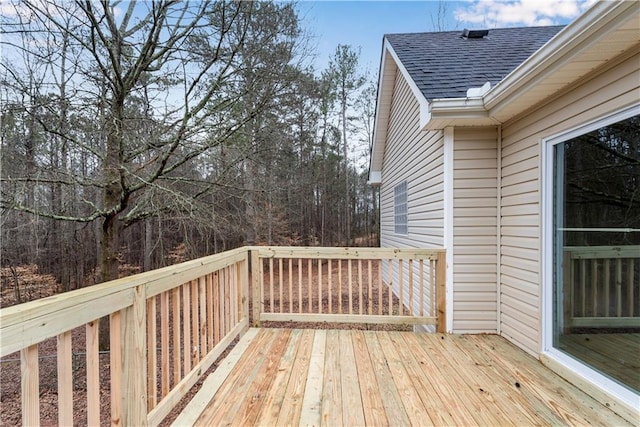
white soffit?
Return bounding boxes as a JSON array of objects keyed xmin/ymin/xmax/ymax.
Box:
[{"xmin": 485, "ymin": 0, "xmax": 640, "ymax": 123}]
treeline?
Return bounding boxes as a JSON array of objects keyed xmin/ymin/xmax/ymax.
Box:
[{"xmin": 0, "ymin": 1, "xmax": 379, "ymax": 292}]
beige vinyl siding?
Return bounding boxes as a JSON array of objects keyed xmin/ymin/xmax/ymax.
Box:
[
  {"xmin": 379, "ymin": 68, "xmax": 444, "ymax": 318},
  {"xmin": 499, "ymin": 50, "xmax": 640, "ymax": 356},
  {"xmin": 452, "ymin": 127, "xmax": 498, "ymax": 333},
  {"xmin": 380, "ymin": 70, "xmax": 445, "ymax": 249}
]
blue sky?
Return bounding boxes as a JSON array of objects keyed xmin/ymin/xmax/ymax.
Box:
[{"xmin": 298, "ymin": 0, "xmax": 596, "ymax": 74}]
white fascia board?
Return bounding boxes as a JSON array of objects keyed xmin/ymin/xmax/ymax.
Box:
[
  {"xmin": 426, "ymin": 97, "xmax": 498, "ymax": 130},
  {"xmin": 367, "ymin": 171, "xmax": 381, "ymax": 186},
  {"xmin": 370, "ymin": 38, "xmax": 432, "ymax": 181},
  {"xmin": 383, "ymin": 39, "xmax": 432, "ymax": 130},
  {"xmin": 369, "ymin": 39, "xmax": 396, "ymax": 180},
  {"xmin": 483, "ymin": 1, "xmax": 638, "ymax": 115}
]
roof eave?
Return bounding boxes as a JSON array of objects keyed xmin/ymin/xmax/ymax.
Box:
[
  {"xmin": 369, "ymin": 38, "xmax": 431, "ymax": 185},
  {"xmin": 423, "ymin": 1, "xmax": 639, "ymax": 131},
  {"xmin": 425, "ymin": 98, "xmax": 499, "ymax": 130},
  {"xmin": 483, "ymin": 0, "xmax": 640, "ymax": 122}
]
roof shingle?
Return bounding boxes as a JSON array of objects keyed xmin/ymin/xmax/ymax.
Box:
[{"xmin": 386, "ymin": 26, "xmax": 565, "ymax": 100}]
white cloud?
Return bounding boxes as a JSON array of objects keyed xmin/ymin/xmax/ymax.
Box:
[{"xmin": 454, "ymin": 0, "xmax": 597, "ymax": 28}]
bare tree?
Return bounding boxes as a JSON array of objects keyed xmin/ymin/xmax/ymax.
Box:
[
  {"xmin": 430, "ymin": 0, "xmax": 450, "ymax": 32},
  {"xmin": 1, "ymin": 1, "xmax": 303, "ymax": 282},
  {"xmin": 327, "ymin": 44, "xmax": 365, "ymax": 245}
]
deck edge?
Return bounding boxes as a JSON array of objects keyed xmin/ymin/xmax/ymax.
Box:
[{"xmin": 170, "ymin": 328, "xmax": 261, "ymax": 427}]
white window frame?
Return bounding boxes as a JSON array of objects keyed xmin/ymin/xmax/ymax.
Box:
[
  {"xmin": 394, "ymin": 180, "xmax": 408, "ymax": 235},
  {"xmin": 541, "ymin": 104, "xmax": 640, "ymax": 410}
]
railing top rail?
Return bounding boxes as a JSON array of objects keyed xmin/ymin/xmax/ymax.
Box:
[
  {"xmin": 564, "ymin": 245, "xmax": 640, "ymax": 259},
  {"xmin": 250, "ymin": 246, "xmax": 445, "ymax": 260},
  {"xmin": 0, "ymin": 246, "xmax": 247, "ymax": 356},
  {"xmin": 0, "ymin": 246, "xmax": 246, "ymax": 320}
]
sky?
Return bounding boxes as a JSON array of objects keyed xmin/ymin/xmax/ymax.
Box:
[{"xmin": 297, "ymin": 0, "xmax": 597, "ymax": 74}]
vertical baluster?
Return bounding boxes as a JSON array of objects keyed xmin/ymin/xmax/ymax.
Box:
[
  {"xmin": 214, "ymin": 272, "xmax": 220, "ymax": 345},
  {"xmin": 616, "ymin": 259, "xmax": 623, "ymax": 317},
  {"xmin": 207, "ymin": 274, "xmax": 214, "ymax": 351},
  {"xmin": 328, "ymin": 259, "xmax": 333, "ymax": 314},
  {"xmin": 298, "ymin": 259, "xmax": 303, "ymax": 313},
  {"xmin": 378, "ymin": 260, "xmax": 383, "ymax": 316},
  {"xmin": 57, "ymin": 331, "xmax": 73, "ymax": 426},
  {"xmin": 430, "ymin": 259, "xmax": 436, "ymax": 316},
  {"xmin": 580, "ymin": 259, "xmax": 586, "ymax": 317},
  {"xmin": 628, "ymin": 260, "xmax": 634, "ymax": 317},
  {"xmin": 420, "ymin": 260, "xmax": 425, "ymax": 317},
  {"xmin": 318, "ymin": 258, "xmax": 323, "ymax": 314},
  {"xmin": 269, "ymin": 258, "xmax": 274, "ymax": 313},
  {"xmin": 388, "ymin": 260, "xmax": 392, "ymax": 316},
  {"xmin": 161, "ymin": 291, "xmax": 169, "ymax": 394},
  {"xmin": 191, "ymin": 280, "xmax": 199, "ymax": 365},
  {"xmin": 172, "ymin": 287, "xmax": 181, "ymax": 385},
  {"xmin": 604, "ymin": 260, "xmax": 610, "ymax": 317},
  {"xmin": 279, "ymin": 259, "xmax": 284, "ymax": 314},
  {"xmin": 358, "ymin": 260, "xmax": 363, "ymax": 315},
  {"xmin": 147, "ymin": 297, "xmax": 157, "ymax": 409},
  {"xmin": 86, "ymin": 321, "xmax": 100, "ymax": 426},
  {"xmin": 110, "ymin": 312, "xmax": 122, "ymax": 426},
  {"xmin": 199, "ymin": 277, "xmax": 207, "ymax": 359},
  {"xmin": 368, "ymin": 260, "xmax": 373, "ymax": 315},
  {"xmin": 289, "ymin": 259, "xmax": 293, "ymax": 313},
  {"xmin": 409, "ymin": 259, "xmax": 414, "ymax": 316},
  {"xmin": 228, "ymin": 267, "xmax": 232, "ymax": 332},
  {"xmin": 591, "ymin": 260, "xmax": 598, "ymax": 317},
  {"xmin": 21, "ymin": 344, "xmax": 39, "ymax": 427},
  {"xmin": 338, "ymin": 260, "xmax": 343, "ymax": 314},
  {"xmin": 348, "ymin": 260, "xmax": 353, "ymax": 315},
  {"xmin": 399, "ymin": 259, "xmax": 404, "ymax": 316},
  {"xmin": 308, "ymin": 259, "xmax": 313, "ymax": 313},
  {"xmin": 182, "ymin": 283, "xmax": 191, "ymax": 373}
]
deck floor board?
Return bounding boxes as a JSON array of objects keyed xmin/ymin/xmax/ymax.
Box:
[{"xmin": 182, "ymin": 328, "xmax": 634, "ymax": 427}]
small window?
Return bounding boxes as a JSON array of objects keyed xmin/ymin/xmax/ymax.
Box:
[{"xmin": 394, "ymin": 181, "xmax": 408, "ymax": 234}]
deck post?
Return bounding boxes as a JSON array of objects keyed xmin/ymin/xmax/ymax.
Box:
[
  {"xmin": 250, "ymin": 249, "xmax": 261, "ymax": 327},
  {"xmin": 436, "ymin": 251, "xmax": 446, "ymax": 333},
  {"xmin": 121, "ymin": 284, "xmax": 148, "ymax": 426},
  {"xmin": 241, "ymin": 254, "xmax": 250, "ymax": 333}
]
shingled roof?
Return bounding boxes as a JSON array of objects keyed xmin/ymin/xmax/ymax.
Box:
[{"xmin": 385, "ymin": 26, "xmax": 565, "ymax": 101}]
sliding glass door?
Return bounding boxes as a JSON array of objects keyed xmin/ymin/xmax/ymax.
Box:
[{"xmin": 552, "ymin": 112, "xmax": 639, "ymax": 392}]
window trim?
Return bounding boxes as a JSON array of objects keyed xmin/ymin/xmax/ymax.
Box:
[{"xmin": 541, "ymin": 104, "xmax": 640, "ymax": 409}]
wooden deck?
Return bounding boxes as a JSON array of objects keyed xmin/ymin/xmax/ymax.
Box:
[
  {"xmin": 558, "ymin": 333, "xmax": 640, "ymax": 391},
  {"xmin": 174, "ymin": 328, "xmax": 632, "ymax": 426}
]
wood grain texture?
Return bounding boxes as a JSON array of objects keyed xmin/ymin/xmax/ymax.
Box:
[
  {"xmin": 86, "ymin": 321, "xmax": 100, "ymax": 426},
  {"xmin": 21, "ymin": 344, "xmax": 39, "ymax": 427},
  {"xmin": 57, "ymin": 331, "xmax": 73, "ymax": 426},
  {"xmin": 184, "ymin": 329, "xmax": 632, "ymax": 427}
]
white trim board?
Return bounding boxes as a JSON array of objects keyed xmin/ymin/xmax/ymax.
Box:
[{"xmin": 443, "ymin": 126, "xmax": 454, "ymax": 333}]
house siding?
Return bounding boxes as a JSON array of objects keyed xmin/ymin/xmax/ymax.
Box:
[
  {"xmin": 380, "ymin": 68, "xmax": 445, "ymax": 317},
  {"xmin": 499, "ymin": 50, "xmax": 640, "ymax": 356},
  {"xmin": 452, "ymin": 127, "xmax": 498, "ymax": 333}
]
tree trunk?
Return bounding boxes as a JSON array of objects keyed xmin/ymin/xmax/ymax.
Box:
[
  {"xmin": 144, "ymin": 217, "xmax": 153, "ymax": 271},
  {"xmin": 342, "ymin": 98, "xmax": 350, "ymax": 246}
]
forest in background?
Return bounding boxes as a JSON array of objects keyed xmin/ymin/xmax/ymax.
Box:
[{"xmin": 0, "ymin": 1, "xmax": 380, "ymax": 300}]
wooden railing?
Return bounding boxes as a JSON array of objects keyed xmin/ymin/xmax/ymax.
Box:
[
  {"xmin": 251, "ymin": 247, "xmax": 446, "ymax": 330},
  {"xmin": 0, "ymin": 246, "xmax": 445, "ymax": 426},
  {"xmin": 0, "ymin": 247, "xmax": 248, "ymax": 426},
  {"xmin": 564, "ymin": 245, "xmax": 639, "ymax": 329}
]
